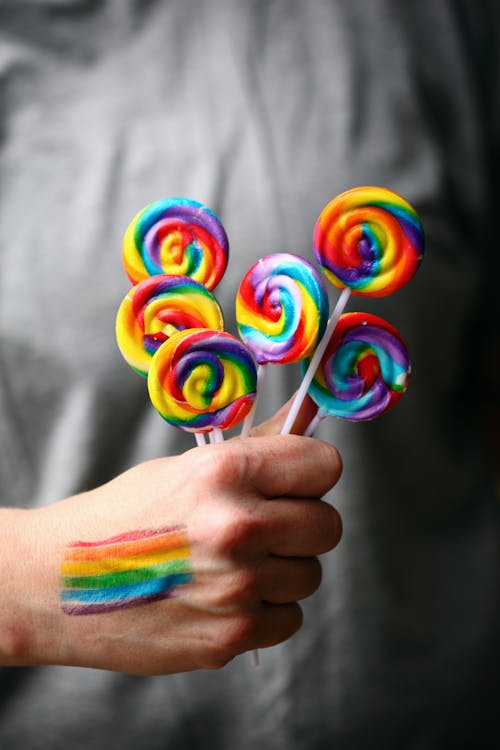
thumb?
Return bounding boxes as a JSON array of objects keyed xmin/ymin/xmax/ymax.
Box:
[{"xmin": 250, "ymin": 394, "xmax": 318, "ymax": 438}]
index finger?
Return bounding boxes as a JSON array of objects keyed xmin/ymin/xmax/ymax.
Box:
[{"xmin": 238, "ymin": 435, "xmax": 342, "ymax": 498}]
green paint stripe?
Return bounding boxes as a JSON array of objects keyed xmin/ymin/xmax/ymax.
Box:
[{"xmin": 62, "ymin": 558, "xmax": 191, "ymax": 590}]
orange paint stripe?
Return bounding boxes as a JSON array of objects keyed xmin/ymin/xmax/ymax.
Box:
[{"xmin": 61, "ymin": 546, "xmax": 190, "ymax": 577}]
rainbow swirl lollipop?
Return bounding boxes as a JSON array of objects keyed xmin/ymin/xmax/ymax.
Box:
[
  {"xmin": 235, "ymin": 253, "xmax": 329, "ymax": 365},
  {"xmin": 116, "ymin": 275, "xmax": 224, "ymax": 377},
  {"xmin": 313, "ymin": 186, "xmax": 424, "ymax": 297},
  {"xmin": 148, "ymin": 329, "xmax": 257, "ymax": 433},
  {"xmin": 122, "ymin": 197, "xmax": 229, "ymax": 290},
  {"xmin": 303, "ymin": 312, "xmax": 410, "ymax": 421}
]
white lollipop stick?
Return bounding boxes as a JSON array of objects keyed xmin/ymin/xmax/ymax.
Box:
[
  {"xmin": 240, "ymin": 364, "xmax": 264, "ymax": 668},
  {"xmin": 195, "ymin": 432, "xmax": 207, "ymax": 447},
  {"xmin": 212, "ymin": 427, "xmax": 224, "ymax": 443},
  {"xmin": 240, "ymin": 364, "xmax": 266, "ymax": 438},
  {"xmin": 281, "ymin": 288, "xmax": 351, "ymax": 435},
  {"xmin": 303, "ymin": 411, "xmax": 325, "ymax": 437}
]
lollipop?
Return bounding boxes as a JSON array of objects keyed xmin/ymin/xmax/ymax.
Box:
[
  {"xmin": 236, "ymin": 253, "xmax": 329, "ymax": 365},
  {"xmin": 313, "ymin": 185, "xmax": 424, "ymax": 297},
  {"xmin": 281, "ymin": 187, "xmax": 423, "ymax": 435},
  {"xmin": 235, "ymin": 253, "xmax": 329, "ymax": 435},
  {"xmin": 116, "ymin": 275, "xmax": 224, "ymax": 377},
  {"xmin": 303, "ymin": 312, "xmax": 410, "ymax": 431},
  {"xmin": 148, "ymin": 329, "xmax": 257, "ymax": 435},
  {"xmin": 122, "ymin": 197, "xmax": 229, "ymax": 290}
]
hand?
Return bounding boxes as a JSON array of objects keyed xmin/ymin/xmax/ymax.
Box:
[{"xmin": 1, "ymin": 413, "xmax": 341, "ymax": 675}]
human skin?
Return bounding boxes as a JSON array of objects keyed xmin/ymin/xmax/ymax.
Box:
[{"xmin": 0, "ymin": 400, "xmax": 342, "ymax": 675}]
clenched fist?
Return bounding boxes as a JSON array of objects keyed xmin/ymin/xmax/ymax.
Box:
[{"xmin": 0, "ymin": 428, "xmax": 342, "ymax": 675}]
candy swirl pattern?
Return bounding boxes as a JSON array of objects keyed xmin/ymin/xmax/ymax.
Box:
[
  {"xmin": 313, "ymin": 186, "xmax": 424, "ymax": 297},
  {"xmin": 122, "ymin": 198, "xmax": 229, "ymax": 289},
  {"xmin": 148, "ymin": 329, "xmax": 257, "ymax": 433},
  {"xmin": 303, "ymin": 312, "xmax": 411, "ymax": 421},
  {"xmin": 116, "ymin": 275, "xmax": 224, "ymax": 377},
  {"xmin": 235, "ymin": 253, "xmax": 329, "ymax": 365}
]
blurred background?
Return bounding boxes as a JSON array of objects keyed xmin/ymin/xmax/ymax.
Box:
[{"xmin": 0, "ymin": 1, "xmax": 499, "ymax": 748}]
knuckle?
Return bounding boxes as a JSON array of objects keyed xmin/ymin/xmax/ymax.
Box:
[
  {"xmin": 192, "ymin": 621, "xmax": 235, "ymax": 670},
  {"xmin": 202, "ymin": 650, "xmax": 235, "ymax": 670},
  {"xmin": 196, "ymin": 612, "xmax": 260, "ymax": 669},
  {"xmin": 204, "ymin": 612, "xmax": 260, "ymax": 667},
  {"xmin": 239, "ymin": 446, "xmax": 265, "ymax": 489},
  {"xmin": 219, "ymin": 612, "xmax": 260, "ymax": 653},
  {"xmin": 207, "ymin": 568, "xmax": 258, "ymax": 609},
  {"xmin": 217, "ymin": 443, "xmax": 250, "ymax": 487},
  {"xmin": 211, "ymin": 508, "xmax": 261, "ymax": 558},
  {"xmin": 195, "ymin": 443, "xmax": 245, "ymax": 489},
  {"xmin": 226, "ymin": 568, "xmax": 258, "ymax": 604}
]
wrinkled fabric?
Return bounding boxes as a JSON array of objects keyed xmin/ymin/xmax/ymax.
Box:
[{"xmin": 0, "ymin": 1, "xmax": 499, "ymax": 748}]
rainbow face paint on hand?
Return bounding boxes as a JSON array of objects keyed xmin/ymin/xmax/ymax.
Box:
[
  {"xmin": 235, "ymin": 253, "xmax": 329, "ymax": 365},
  {"xmin": 303, "ymin": 312, "xmax": 411, "ymax": 421},
  {"xmin": 61, "ymin": 526, "xmax": 192, "ymax": 615},
  {"xmin": 122, "ymin": 197, "xmax": 229, "ymax": 290},
  {"xmin": 148, "ymin": 328, "xmax": 257, "ymax": 433},
  {"xmin": 116, "ymin": 275, "xmax": 225, "ymax": 377},
  {"xmin": 313, "ymin": 186, "xmax": 424, "ymax": 297}
]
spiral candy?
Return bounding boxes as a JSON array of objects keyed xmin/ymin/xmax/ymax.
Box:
[
  {"xmin": 122, "ymin": 198, "xmax": 229, "ymax": 289},
  {"xmin": 235, "ymin": 253, "xmax": 329, "ymax": 365},
  {"xmin": 303, "ymin": 312, "xmax": 411, "ymax": 421},
  {"xmin": 313, "ymin": 186, "xmax": 424, "ymax": 297},
  {"xmin": 148, "ymin": 329, "xmax": 257, "ymax": 433},
  {"xmin": 116, "ymin": 275, "xmax": 224, "ymax": 377}
]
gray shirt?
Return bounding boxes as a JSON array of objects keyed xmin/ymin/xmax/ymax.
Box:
[{"xmin": 0, "ymin": 1, "xmax": 499, "ymax": 747}]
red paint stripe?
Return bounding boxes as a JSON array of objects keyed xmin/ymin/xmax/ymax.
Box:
[{"xmin": 67, "ymin": 526, "xmax": 182, "ymax": 549}]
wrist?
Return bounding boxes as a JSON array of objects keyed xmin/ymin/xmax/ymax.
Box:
[
  {"xmin": 0, "ymin": 507, "xmax": 65, "ymax": 666},
  {"xmin": 0, "ymin": 508, "xmax": 38, "ymax": 664}
]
